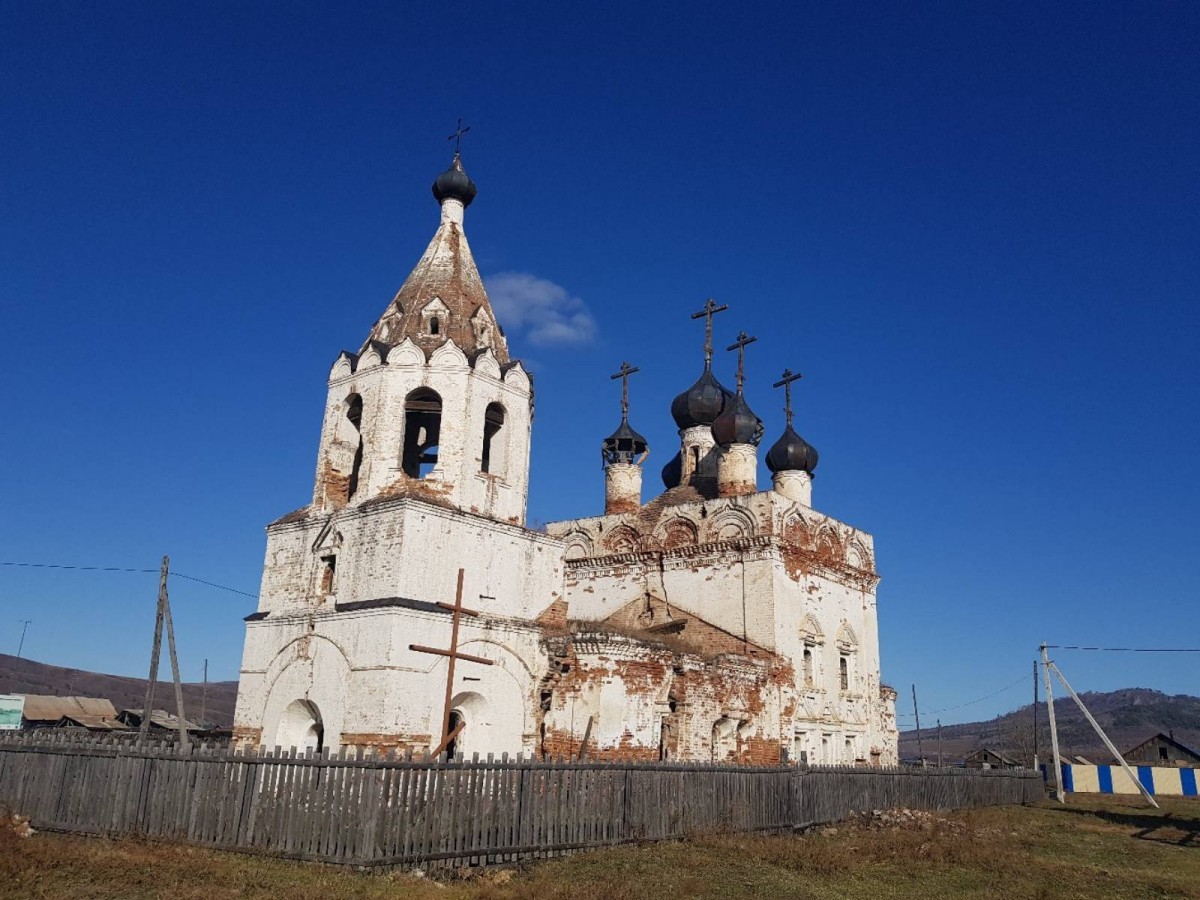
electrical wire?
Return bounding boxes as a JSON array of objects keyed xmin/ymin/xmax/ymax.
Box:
[
  {"xmin": 898, "ymin": 672, "xmax": 1033, "ymax": 721},
  {"xmin": 1043, "ymin": 644, "xmax": 1200, "ymax": 653},
  {"xmin": 0, "ymin": 560, "xmax": 257, "ymax": 599}
]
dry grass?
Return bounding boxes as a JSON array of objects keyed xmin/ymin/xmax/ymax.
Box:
[{"xmin": 3, "ymin": 796, "xmax": 1199, "ymax": 899}]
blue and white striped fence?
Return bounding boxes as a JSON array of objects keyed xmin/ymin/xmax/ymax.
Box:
[{"xmin": 1044, "ymin": 763, "xmax": 1199, "ymax": 797}]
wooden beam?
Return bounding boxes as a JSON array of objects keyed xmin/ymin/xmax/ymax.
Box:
[{"xmin": 409, "ymin": 645, "xmax": 495, "ymax": 666}]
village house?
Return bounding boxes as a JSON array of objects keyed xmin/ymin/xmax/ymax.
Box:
[
  {"xmin": 1123, "ymin": 732, "xmax": 1200, "ymax": 769},
  {"xmin": 232, "ymin": 151, "xmax": 898, "ymax": 765}
]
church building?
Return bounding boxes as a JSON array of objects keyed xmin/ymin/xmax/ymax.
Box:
[{"xmin": 232, "ymin": 151, "xmax": 898, "ymax": 765}]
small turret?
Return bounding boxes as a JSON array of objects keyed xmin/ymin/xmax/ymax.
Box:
[
  {"xmin": 766, "ymin": 369, "xmax": 818, "ymax": 505},
  {"xmin": 713, "ymin": 332, "xmax": 763, "ymax": 497},
  {"xmin": 601, "ymin": 362, "xmax": 649, "ymax": 514}
]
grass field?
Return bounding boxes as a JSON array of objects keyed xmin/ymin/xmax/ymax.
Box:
[{"xmin": 3, "ymin": 795, "xmax": 1198, "ymax": 899}]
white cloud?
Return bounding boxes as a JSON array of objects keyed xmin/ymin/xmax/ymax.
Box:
[{"xmin": 484, "ymin": 272, "xmax": 597, "ymax": 346}]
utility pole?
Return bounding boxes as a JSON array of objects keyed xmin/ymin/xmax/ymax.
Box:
[
  {"xmin": 937, "ymin": 719, "xmax": 943, "ymax": 767},
  {"xmin": 16, "ymin": 620, "xmax": 32, "ymax": 658},
  {"xmin": 1041, "ymin": 643, "xmax": 1064, "ymax": 803},
  {"xmin": 138, "ymin": 556, "xmax": 190, "ymax": 752},
  {"xmin": 1046, "ymin": 654, "xmax": 1158, "ymax": 809},
  {"xmin": 1032, "ymin": 659, "xmax": 1040, "ymax": 770},
  {"xmin": 912, "ymin": 684, "xmax": 925, "ymax": 767},
  {"xmin": 200, "ymin": 658, "xmax": 208, "ymax": 730}
]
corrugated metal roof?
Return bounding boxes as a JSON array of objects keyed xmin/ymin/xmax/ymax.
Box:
[
  {"xmin": 118, "ymin": 708, "xmax": 202, "ymax": 731},
  {"xmin": 58, "ymin": 714, "xmax": 126, "ymax": 730},
  {"xmin": 20, "ymin": 695, "xmax": 117, "ymax": 722}
]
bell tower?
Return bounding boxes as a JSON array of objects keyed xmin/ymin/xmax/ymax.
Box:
[{"xmin": 310, "ymin": 151, "xmax": 533, "ymax": 525}]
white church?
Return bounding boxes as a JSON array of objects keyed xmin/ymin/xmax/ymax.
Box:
[{"xmin": 232, "ymin": 151, "xmax": 898, "ymax": 766}]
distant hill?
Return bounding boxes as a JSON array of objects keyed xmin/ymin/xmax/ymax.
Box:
[
  {"xmin": 0, "ymin": 654, "xmax": 238, "ymax": 728},
  {"xmin": 899, "ymin": 688, "xmax": 1200, "ymax": 766}
]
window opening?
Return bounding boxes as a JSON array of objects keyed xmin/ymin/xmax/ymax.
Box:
[
  {"xmin": 691, "ymin": 445, "xmax": 701, "ymax": 470},
  {"xmin": 803, "ymin": 646, "xmax": 814, "ymax": 686},
  {"xmin": 481, "ymin": 402, "xmax": 506, "ymax": 474},
  {"xmin": 430, "ymin": 316, "xmax": 440, "ymax": 335},
  {"xmin": 1160, "ymin": 747, "xmax": 1169, "ymax": 761},
  {"xmin": 346, "ymin": 394, "xmax": 363, "ymax": 500},
  {"xmin": 839, "ymin": 655, "xmax": 849, "ymax": 691},
  {"xmin": 402, "ymin": 388, "xmax": 442, "ymax": 478},
  {"xmin": 319, "ymin": 555, "xmax": 337, "ymax": 595}
]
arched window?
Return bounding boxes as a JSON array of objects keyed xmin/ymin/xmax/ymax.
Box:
[
  {"xmin": 481, "ymin": 402, "xmax": 506, "ymax": 474},
  {"xmin": 402, "ymin": 388, "xmax": 442, "ymax": 478},
  {"xmin": 346, "ymin": 394, "xmax": 363, "ymax": 500},
  {"xmin": 803, "ymin": 647, "xmax": 814, "ymax": 687},
  {"xmin": 839, "ymin": 655, "xmax": 849, "ymax": 692},
  {"xmin": 430, "ymin": 316, "xmax": 440, "ymax": 335}
]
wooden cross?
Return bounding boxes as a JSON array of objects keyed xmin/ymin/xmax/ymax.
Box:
[
  {"xmin": 610, "ymin": 361, "xmax": 639, "ymax": 417},
  {"xmin": 772, "ymin": 368, "xmax": 803, "ymax": 426},
  {"xmin": 726, "ymin": 331, "xmax": 758, "ymax": 393},
  {"xmin": 448, "ymin": 118, "xmax": 471, "ymax": 155},
  {"xmin": 409, "ymin": 568, "xmax": 494, "ymax": 757},
  {"xmin": 690, "ymin": 298, "xmax": 729, "ymax": 365}
]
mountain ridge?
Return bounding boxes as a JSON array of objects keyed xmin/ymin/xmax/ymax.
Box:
[
  {"xmin": 0, "ymin": 653, "xmax": 237, "ymax": 728},
  {"xmin": 899, "ymin": 687, "xmax": 1200, "ymax": 764}
]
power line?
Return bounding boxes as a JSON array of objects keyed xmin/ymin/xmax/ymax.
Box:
[
  {"xmin": 899, "ymin": 672, "xmax": 1032, "ymax": 721},
  {"xmin": 0, "ymin": 560, "xmax": 257, "ymax": 599},
  {"xmin": 925, "ymin": 673, "xmax": 1031, "ymax": 715},
  {"xmin": 1, "ymin": 561, "xmax": 156, "ymax": 574},
  {"xmin": 171, "ymin": 572, "xmax": 257, "ymax": 599},
  {"xmin": 1043, "ymin": 644, "xmax": 1200, "ymax": 653}
]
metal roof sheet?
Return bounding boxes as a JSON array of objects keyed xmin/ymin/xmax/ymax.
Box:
[{"xmin": 20, "ymin": 695, "xmax": 117, "ymax": 722}]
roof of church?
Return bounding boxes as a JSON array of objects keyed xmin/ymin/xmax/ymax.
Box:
[{"xmin": 358, "ymin": 154, "xmax": 510, "ymax": 364}]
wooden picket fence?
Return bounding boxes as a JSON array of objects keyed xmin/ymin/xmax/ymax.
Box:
[{"xmin": 0, "ymin": 731, "xmax": 1042, "ymax": 868}]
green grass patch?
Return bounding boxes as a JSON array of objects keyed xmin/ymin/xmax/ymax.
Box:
[{"xmin": 4, "ymin": 796, "xmax": 1198, "ymax": 899}]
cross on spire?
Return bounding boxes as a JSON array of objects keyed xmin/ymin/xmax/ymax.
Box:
[
  {"xmin": 726, "ymin": 331, "xmax": 758, "ymax": 393},
  {"xmin": 690, "ymin": 298, "xmax": 729, "ymax": 366},
  {"xmin": 772, "ymin": 368, "xmax": 803, "ymax": 426},
  {"xmin": 448, "ymin": 118, "xmax": 471, "ymax": 156},
  {"xmin": 611, "ymin": 361, "xmax": 640, "ymax": 419}
]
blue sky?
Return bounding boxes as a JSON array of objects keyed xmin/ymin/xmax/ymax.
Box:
[{"xmin": 2, "ymin": 2, "xmax": 1197, "ymax": 727}]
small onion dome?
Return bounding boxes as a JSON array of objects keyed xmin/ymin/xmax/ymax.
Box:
[
  {"xmin": 661, "ymin": 451, "xmax": 682, "ymax": 488},
  {"xmin": 711, "ymin": 392, "xmax": 764, "ymax": 447},
  {"xmin": 670, "ymin": 367, "xmax": 733, "ymax": 429},
  {"xmin": 765, "ymin": 425, "xmax": 819, "ymax": 475},
  {"xmin": 601, "ymin": 417, "xmax": 649, "ymax": 466},
  {"xmin": 432, "ymin": 155, "xmax": 477, "ymax": 207}
]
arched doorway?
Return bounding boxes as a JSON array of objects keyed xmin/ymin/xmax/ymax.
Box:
[
  {"xmin": 446, "ymin": 710, "xmax": 463, "ymax": 758},
  {"xmin": 275, "ymin": 699, "xmax": 324, "ymax": 753}
]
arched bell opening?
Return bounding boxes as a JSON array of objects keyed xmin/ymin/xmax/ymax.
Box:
[{"xmin": 402, "ymin": 388, "xmax": 442, "ymax": 478}]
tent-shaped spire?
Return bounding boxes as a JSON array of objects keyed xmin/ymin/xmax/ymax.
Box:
[{"xmin": 360, "ymin": 153, "xmax": 509, "ymax": 364}]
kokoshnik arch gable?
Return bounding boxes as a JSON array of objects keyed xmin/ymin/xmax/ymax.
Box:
[{"xmin": 232, "ymin": 150, "xmax": 899, "ymax": 766}]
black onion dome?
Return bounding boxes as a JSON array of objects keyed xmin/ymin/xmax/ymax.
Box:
[
  {"xmin": 765, "ymin": 425, "xmax": 819, "ymax": 475},
  {"xmin": 711, "ymin": 392, "xmax": 764, "ymax": 447},
  {"xmin": 601, "ymin": 418, "xmax": 649, "ymax": 466},
  {"xmin": 661, "ymin": 451, "xmax": 682, "ymax": 488},
  {"xmin": 432, "ymin": 155, "xmax": 477, "ymax": 207},
  {"xmin": 670, "ymin": 367, "xmax": 733, "ymax": 429}
]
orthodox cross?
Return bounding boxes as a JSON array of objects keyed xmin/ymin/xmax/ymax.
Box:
[
  {"xmin": 610, "ymin": 361, "xmax": 639, "ymax": 418},
  {"xmin": 690, "ymin": 298, "xmax": 729, "ymax": 365},
  {"xmin": 448, "ymin": 118, "xmax": 471, "ymax": 155},
  {"xmin": 409, "ymin": 568, "xmax": 494, "ymax": 757},
  {"xmin": 726, "ymin": 331, "xmax": 758, "ymax": 394},
  {"xmin": 772, "ymin": 368, "xmax": 803, "ymax": 427}
]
